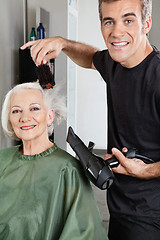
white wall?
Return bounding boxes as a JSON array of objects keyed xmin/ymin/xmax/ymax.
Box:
[
  {"xmin": 27, "ymin": 0, "xmax": 67, "ymax": 39},
  {"xmin": 0, "ymin": 0, "xmax": 24, "ymax": 148},
  {"xmin": 76, "ymin": 0, "xmax": 107, "ymax": 149},
  {"xmin": 149, "ymin": 0, "xmax": 160, "ymax": 50}
]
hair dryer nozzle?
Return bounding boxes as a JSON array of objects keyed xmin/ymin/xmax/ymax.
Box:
[
  {"xmin": 67, "ymin": 126, "xmax": 82, "ymax": 149},
  {"xmin": 66, "ymin": 127, "xmax": 114, "ymax": 190}
]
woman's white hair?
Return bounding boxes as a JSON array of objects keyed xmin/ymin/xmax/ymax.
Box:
[{"xmin": 1, "ymin": 81, "xmax": 67, "ymax": 139}]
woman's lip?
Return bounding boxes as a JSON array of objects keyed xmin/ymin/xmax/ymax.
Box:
[{"xmin": 20, "ymin": 125, "xmax": 36, "ymax": 130}]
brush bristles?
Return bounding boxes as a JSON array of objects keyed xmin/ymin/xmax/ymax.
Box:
[{"xmin": 35, "ymin": 64, "xmax": 55, "ymax": 89}]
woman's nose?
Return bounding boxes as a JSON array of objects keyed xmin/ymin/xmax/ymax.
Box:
[{"xmin": 19, "ymin": 111, "xmax": 32, "ymax": 122}]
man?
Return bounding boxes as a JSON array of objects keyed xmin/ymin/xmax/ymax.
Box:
[{"xmin": 21, "ymin": 0, "xmax": 160, "ymax": 239}]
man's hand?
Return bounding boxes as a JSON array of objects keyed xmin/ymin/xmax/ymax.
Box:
[
  {"xmin": 21, "ymin": 37, "xmax": 64, "ymax": 66},
  {"xmin": 21, "ymin": 36, "xmax": 98, "ymax": 69},
  {"xmin": 104, "ymin": 147, "xmax": 128, "ymax": 162},
  {"xmin": 110, "ymin": 147, "xmax": 152, "ymax": 179}
]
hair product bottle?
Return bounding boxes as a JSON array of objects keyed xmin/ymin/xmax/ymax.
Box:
[
  {"xmin": 37, "ymin": 23, "xmax": 45, "ymax": 39},
  {"xmin": 30, "ymin": 27, "xmax": 36, "ymax": 41}
]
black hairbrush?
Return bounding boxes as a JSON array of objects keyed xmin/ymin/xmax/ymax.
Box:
[{"xmin": 35, "ymin": 60, "xmax": 55, "ymax": 89}]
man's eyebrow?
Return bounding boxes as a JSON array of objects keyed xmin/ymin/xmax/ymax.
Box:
[
  {"xmin": 122, "ymin": 12, "xmax": 137, "ymax": 18},
  {"xmin": 102, "ymin": 17, "xmax": 114, "ymax": 23}
]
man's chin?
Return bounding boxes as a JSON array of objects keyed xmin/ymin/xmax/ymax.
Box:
[{"xmin": 108, "ymin": 51, "xmax": 128, "ymax": 65}]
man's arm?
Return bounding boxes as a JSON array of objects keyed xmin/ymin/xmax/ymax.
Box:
[
  {"xmin": 111, "ymin": 147, "xmax": 160, "ymax": 179},
  {"xmin": 21, "ymin": 36, "xmax": 99, "ymax": 69}
]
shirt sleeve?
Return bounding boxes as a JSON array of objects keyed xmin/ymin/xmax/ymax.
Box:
[{"xmin": 93, "ymin": 49, "xmax": 110, "ymax": 83}]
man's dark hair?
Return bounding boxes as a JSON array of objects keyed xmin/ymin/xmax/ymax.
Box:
[{"xmin": 98, "ymin": 0, "xmax": 152, "ymax": 25}]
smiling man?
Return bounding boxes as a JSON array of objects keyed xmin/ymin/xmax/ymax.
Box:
[
  {"xmin": 100, "ymin": 0, "xmax": 152, "ymax": 67},
  {"xmin": 21, "ymin": 0, "xmax": 160, "ymax": 239}
]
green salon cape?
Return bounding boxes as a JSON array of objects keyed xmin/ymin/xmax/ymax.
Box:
[{"xmin": 0, "ymin": 144, "xmax": 108, "ymax": 240}]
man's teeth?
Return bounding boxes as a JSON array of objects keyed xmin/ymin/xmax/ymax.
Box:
[{"xmin": 112, "ymin": 42, "xmax": 128, "ymax": 46}]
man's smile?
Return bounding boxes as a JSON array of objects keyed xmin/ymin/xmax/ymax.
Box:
[{"xmin": 111, "ymin": 41, "xmax": 129, "ymax": 47}]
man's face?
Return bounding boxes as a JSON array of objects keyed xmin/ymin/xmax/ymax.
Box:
[{"xmin": 101, "ymin": 0, "xmax": 151, "ymax": 68}]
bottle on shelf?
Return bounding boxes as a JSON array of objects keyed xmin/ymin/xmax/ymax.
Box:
[
  {"xmin": 30, "ymin": 27, "xmax": 36, "ymax": 41},
  {"xmin": 37, "ymin": 23, "xmax": 45, "ymax": 39}
]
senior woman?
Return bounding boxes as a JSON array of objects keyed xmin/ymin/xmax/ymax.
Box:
[{"xmin": 0, "ymin": 81, "xmax": 108, "ymax": 240}]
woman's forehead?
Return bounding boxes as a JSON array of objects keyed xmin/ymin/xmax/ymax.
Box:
[{"xmin": 10, "ymin": 88, "xmax": 44, "ymax": 105}]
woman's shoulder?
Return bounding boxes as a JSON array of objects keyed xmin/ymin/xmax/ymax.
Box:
[
  {"xmin": 53, "ymin": 146, "xmax": 86, "ymax": 175},
  {"xmin": 0, "ymin": 145, "xmax": 19, "ymax": 164},
  {"xmin": 54, "ymin": 146, "xmax": 80, "ymax": 166},
  {"xmin": 0, "ymin": 145, "xmax": 20, "ymax": 173},
  {"xmin": 54, "ymin": 146, "xmax": 91, "ymax": 186},
  {"xmin": 0, "ymin": 145, "xmax": 19, "ymax": 158}
]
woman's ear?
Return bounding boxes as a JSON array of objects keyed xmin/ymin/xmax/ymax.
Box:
[
  {"xmin": 47, "ymin": 109, "xmax": 54, "ymax": 126},
  {"xmin": 143, "ymin": 16, "xmax": 152, "ymax": 35}
]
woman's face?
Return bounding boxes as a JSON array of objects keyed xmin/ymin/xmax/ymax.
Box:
[{"xmin": 9, "ymin": 88, "xmax": 53, "ymax": 143}]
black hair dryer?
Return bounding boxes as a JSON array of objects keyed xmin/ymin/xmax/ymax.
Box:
[{"xmin": 66, "ymin": 127, "xmax": 115, "ymax": 190}]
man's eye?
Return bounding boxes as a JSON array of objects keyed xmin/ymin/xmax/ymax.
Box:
[
  {"xmin": 125, "ymin": 19, "xmax": 133, "ymax": 24},
  {"xmin": 105, "ymin": 21, "xmax": 114, "ymax": 26}
]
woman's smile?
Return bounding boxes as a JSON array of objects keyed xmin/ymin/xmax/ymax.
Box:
[
  {"xmin": 9, "ymin": 89, "xmax": 52, "ymax": 144},
  {"xmin": 20, "ymin": 125, "xmax": 36, "ymax": 130}
]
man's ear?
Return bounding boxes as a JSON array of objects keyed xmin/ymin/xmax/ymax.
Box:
[
  {"xmin": 143, "ymin": 16, "xmax": 152, "ymax": 34},
  {"xmin": 47, "ymin": 109, "xmax": 54, "ymax": 126}
]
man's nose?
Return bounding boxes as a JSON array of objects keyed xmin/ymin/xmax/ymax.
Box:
[{"xmin": 111, "ymin": 22, "xmax": 125, "ymax": 38}]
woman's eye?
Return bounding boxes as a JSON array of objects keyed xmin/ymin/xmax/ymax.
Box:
[
  {"xmin": 12, "ymin": 109, "xmax": 21, "ymax": 114},
  {"xmin": 31, "ymin": 107, "xmax": 40, "ymax": 111}
]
